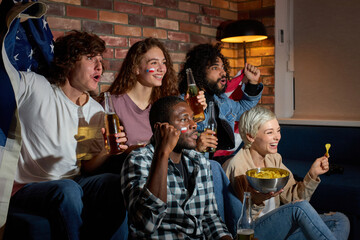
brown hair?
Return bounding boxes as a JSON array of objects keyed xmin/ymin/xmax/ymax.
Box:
[
  {"xmin": 104, "ymin": 38, "xmax": 179, "ymax": 104},
  {"xmin": 47, "ymin": 30, "xmax": 106, "ymax": 86}
]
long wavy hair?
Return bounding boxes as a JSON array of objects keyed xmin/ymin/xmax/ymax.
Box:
[
  {"xmin": 47, "ymin": 30, "xmax": 106, "ymax": 86},
  {"xmin": 104, "ymin": 38, "xmax": 179, "ymax": 104},
  {"xmin": 178, "ymin": 43, "xmax": 230, "ymax": 95}
]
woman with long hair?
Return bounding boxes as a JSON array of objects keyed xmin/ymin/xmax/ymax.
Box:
[{"xmin": 101, "ymin": 38, "xmax": 205, "ymax": 150}]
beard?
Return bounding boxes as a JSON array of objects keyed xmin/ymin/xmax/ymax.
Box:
[
  {"xmin": 173, "ymin": 131, "xmax": 197, "ymax": 153},
  {"xmin": 206, "ymin": 78, "xmax": 227, "ymax": 96}
]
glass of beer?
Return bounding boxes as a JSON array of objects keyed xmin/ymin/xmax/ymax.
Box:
[{"xmin": 186, "ymin": 68, "xmax": 205, "ymax": 122}]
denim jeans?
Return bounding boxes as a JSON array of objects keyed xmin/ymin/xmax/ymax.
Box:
[
  {"xmin": 287, "ymin": 211, "xmax": 350, "ymax": 240},
  {"xmin": 254, "ymin": 201, "xmax": 337, "ymax": 240},
  {"xmin": 10, "ymin": 173, "xmax": 126, "ymax": 240}
]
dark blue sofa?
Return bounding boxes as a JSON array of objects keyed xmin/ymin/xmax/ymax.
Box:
[{"xmin": 278, "ymin": 124, "xmax": 360, "ymax": 240}]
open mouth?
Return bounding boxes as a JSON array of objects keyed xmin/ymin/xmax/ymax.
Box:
[
  {"xmin": 153, "ymin": 75, "xmax": 163, "ymax": 81},
  {"xmin": 219, "ymin": 78, "xmax": 227, "ymax": 85},
  {"xmin": 270, "ymin": 143, "xmax": 278, "ymax": 148},
  {"xmin": 93, "ymin": 75, "xmax": 101, "ymax": 82}
]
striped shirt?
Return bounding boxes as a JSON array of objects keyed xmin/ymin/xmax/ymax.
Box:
[{"xmin": 121, "ymin": 144, "xmax": 231, "ymax": 239}]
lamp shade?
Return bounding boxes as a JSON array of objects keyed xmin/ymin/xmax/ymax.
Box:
[{"xmin": 220, "ymin": 20, "xmax": 267, "ymax": 43}]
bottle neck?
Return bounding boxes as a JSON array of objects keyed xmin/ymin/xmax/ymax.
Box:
[
  {"xmin": 241, "ymin": 192, "xmax": 252, "ymax": 222},
  {"xmin": 104, "ymin": 92, "xmax": 115, "ymax": 114},
  {"xmin": 208, "ymin": 102, "xmax": 215, "ymax": 119}
]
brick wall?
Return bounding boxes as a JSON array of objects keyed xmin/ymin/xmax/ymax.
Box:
[{"xmin": 43, "ymin": 0, "xmax": 275, "ymax": 109}]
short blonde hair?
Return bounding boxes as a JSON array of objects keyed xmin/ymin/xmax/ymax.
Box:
[{"xmin": 239, "ymin": 106, "xmax": 277, "ymax": 149}]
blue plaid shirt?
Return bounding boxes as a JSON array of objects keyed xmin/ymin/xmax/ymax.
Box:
[{"xmin": 121, "ymin": 144, "xmax": 231, "ymax": 239}]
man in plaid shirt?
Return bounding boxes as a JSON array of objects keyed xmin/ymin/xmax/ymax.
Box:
[{"xmin": 121, "ymin": 96, "xmax": 232, "ymax": 239}]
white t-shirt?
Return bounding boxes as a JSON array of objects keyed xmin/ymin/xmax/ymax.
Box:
[{"xmin": 14, "ymin": 72, "xmax": 104, "ymax": 184}]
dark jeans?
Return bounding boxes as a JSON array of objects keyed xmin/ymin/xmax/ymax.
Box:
[{"xmin": 10, "ymin": 173, "xmax": 126, "ymax": 240}]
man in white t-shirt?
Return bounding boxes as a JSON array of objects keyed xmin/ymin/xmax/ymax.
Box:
[{"xmin": 8, "ymin": 31, "xmax": 128, "ymax": 240}]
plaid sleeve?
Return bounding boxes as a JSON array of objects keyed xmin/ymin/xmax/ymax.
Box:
[
  {"xmin": 201, "ymin": 159, "xmax": 232, "ymax": 239},
  {"xmin": 121, "ymin": 146, "xmax": 167, "ymax": 234}
]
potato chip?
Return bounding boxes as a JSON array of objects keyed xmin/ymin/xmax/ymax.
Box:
[{"xmin": 249, "ymin": 170, "xmax": 287, "ymax": 179}]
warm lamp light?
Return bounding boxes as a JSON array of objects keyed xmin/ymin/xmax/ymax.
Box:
[{"xmin": 219, "ymin": 20, "xmax": 267, "ymax": 64}]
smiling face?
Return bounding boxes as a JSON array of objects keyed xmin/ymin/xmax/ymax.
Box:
[
  {"xmin": 67, "ymin": 54, "xmax": 103, "ymax": 92},
  {"xmin": 249, "ymin": 118, "xmax": 281, "ymax": 157},
  {"xmin": 136, "ymin": 47, "xmax": 167, "ymax": 88},
  {"xmin": 169, "ymin": 102, "xmax": 198, "ymax": 152},
  {"xmin": 205, "ymin": 57, "xmax": 227, "ymax": 95}
]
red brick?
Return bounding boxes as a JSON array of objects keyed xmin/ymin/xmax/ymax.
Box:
[
  {"xmin": 66, "ymin": 6, "xmax": 98, "ymax": 20},
  {"xmin": 100, "ymin": 35, "xmax": 127, "ymax": 47},
  {"xmin": 179, "ymin": 2, "xmax": 199, "ymax": 13},
  {"xmin": 52, "ymin": 31, "xmax": 65, "ymax": 40},
  {"xmin": 212, "ymin": 0, "xmax": 229, "ymax": 9},
  {"xmin": 261, "ymin": 96, "xmax": 274, "ymax": 104},
  {"xmin": 143, "ymin": 28, "xmax": 167, "ymax": 39},
  {"xmin": 109, "ymin": 59, "xmax": 123, "ymax": 71},
  {"xmin": 155, "ymin": 0, "xmax": 177, "ymax": 9},
  {"xmin": 129, "ymin": 38, "xmax": 143, "ymax": 46},
  {"xmin": 46, "ymin": 2, "xmax": 65, "ymax": 16},
  {"xmin": 114, "ymin": 25, "xmax": 141, "ymax": 37},
  {"xmin": 201, "ymin": 6, "xmax": 220, "ymax": 16},
  {"xmin": 258, "ymin": 66, "xmax": 274, "ymax": 76},
  {"xmin": 128, "ymin": 0, "xmax": 153, "ymax": 5},
  {"xmin": 156, "ymin": 19, "xmax": 179, "ymax": 30},
  {"xmin": 82, "ymin": 21, "xmax": 112, "ymax": 34},
  {"xmin": 262, "ymin": 56, "xmax": 274, "ymax": 66},
  {"xmin": 229, "ymin": 2, "xmax": 238, "ymax": 11},
  {"xmin": 262, "ymin": 86, "xmax": 274, "ymax": 95},
  {"xmin": 170, "ymin": 52, "xmax": 186, "ymax": 63},
  {"xmin": 50, "ymin": 0, "xmax": 80, "ymax": 5},
  {"xmin": 143, "ymin": 6, "xmax": 167, "ymax": 18},
  {"xmin": 168, "ymin": 10, "xmax": 189, "ymax": 21},
  {"xmin": 102, "ymin": 59, "xmax": 110, "ymax": 71},
  {"xmin": 168, "ymin": 31, "xmax": 190, "ymax": 42},
  {"xmin": 99, "ymin": 11, "xmax": 128, "ymax": 24},
  {"xmin": 220, "ymin": 9, "xmax": 237, "ymax": 20},
  {"xmin": 190, "ymin": 0, "xmax": 210, "ymax": 4},
  {"xmin": 180, "ymin": 22, "xmax": 200, "ymax": 33},
  {"xmin": 262, "ymin": 37, "xmax": 275, "ymax": 47},
  {"xmin": 211, "ymin": 18, "xmax": 224, "ymax": 27},
  {"xmin": 251, "ymin": 47, "xmax": 274, "ymax": 57},
  {"xmin": 190, "ymin": 34, "xmax": 211, "ymax": 44},
  {"xmin": 201, "ymin": 26, "xmax": 217, "ymax": 36},
  {"xmin": 115, "ymin": 49, "xmax": 129, "ymax": 59},
  {"xmin": 103, "ymin": 48, "xmax": 114, "ymax": 59},
  {"xmin": 82, "ymin": 0, "xmax": 112, "ymax": 10},
  {"xmin": 101, "ymin": 72, "xmax": 115, "ymax": 83},
  {"xmin": 129, "ymin": 15, "xmax": 155, "ymax": 27},
  {"xmin": 246, "ymin": 57, "xmax": 262, "ymax": 66},
  {"xmin": 262, "ymin": 0, "xmax": 275, "ymax": 8},
  {"xmin": 179, "ymin": 42, "xmax": 193, "ymax": 52},
  {"xmin": 114, "ymin": 2, "xmax": 141, "ymax": 14},
  {"xmin": 262, "ymin": 76, "xmax": 274, "ymax": 85},
  {"xmin": 47, "ymin": 17, "xmax": 81, "ymax": 30},
  {"xmin": 163, "ymin": 41, "xmax": 178, "ymax": 52},
  {"xmin": 238, "ymin": 12, "xmax": 250, "ymax": 20},
  {"xmin": 238, "ymin": 1, "xmax": 261, "ymax": 11},
  {"xmin": 263, "ymin": 17, "xmax": 275, "ymax": 27},
  {"xmin": 190, "ymin": 15, "xmax": 211, "ymax": 25}
]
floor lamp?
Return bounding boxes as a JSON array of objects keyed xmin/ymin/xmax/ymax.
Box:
[{"xmin": 219, "ymin": 20, "xmax": 268, "ymax": 64}]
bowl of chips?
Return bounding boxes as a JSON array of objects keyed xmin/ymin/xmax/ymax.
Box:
[{"xmin": 246, "ymin": 167, "xmax": 290, "ymax": 194}]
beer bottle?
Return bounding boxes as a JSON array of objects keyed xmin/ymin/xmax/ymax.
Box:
[
  {"xmin": 186, "ymin": 68, "xmax": 205, "ymax": 122},
  {"xmin": 236, "ymin": 192, "xmax": 255, "ymax": 240},
  {"xmin": 204, "ymin": 101, "xmax": 217, "ymax": 152},
  {"xmin": 104, "ymin": 92, "xmax": 123, "ymax": 154}
]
